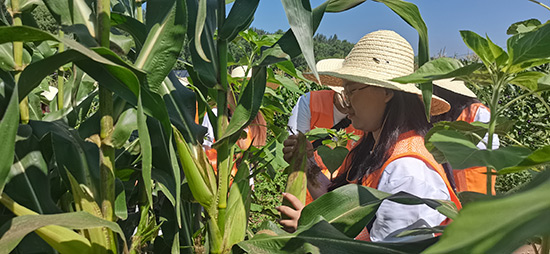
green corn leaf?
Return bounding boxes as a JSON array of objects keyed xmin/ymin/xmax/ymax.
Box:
[
  {"xmin": 236, "ymin": 216, "xmax": 437, "ymax": 254},
  {"xmin": 137, "ymin": 92, "xmax": 153, "ymax": 208},
  {"xmin": 4, "ymin": 125, "xmax": 59, "ymax": 214},
  {"xmin": 42, "ymin": 0, "xmax": 72, "ymax": 26},
  {"xmin": 111, "ymin": 108, "xmax": 138, "ymax": 149},
  {"xmin": 218, "ymin": 0, "xmax": 259, "ymax": 41},
  {"xmin": 111, "ymin": 12, "xmax": 147, "ymax": 52},
  {"xmin": 0, "ymin": 194, "xmax": 128, "ymax": 254},
  {"xmin": 114, "ymin": 178, "xmax": 127, "ymax": 220},
  {"xmin": 425, "ymin": 171, "xmax": 550, "ymax": 254},
  {"xmin": 223, "ymin": 161, "xmax": 252, "ymax": 252},
  {"xmin": 186, "ymin": 0, "xmax": 218, "ymax": 87},
  {"xmin": 217, "ymin": 66, "xmax": 266, "ymax": 145},
  {"xmin": 135, "ymin": 0, "xmax": 187, "ymax": 93},
  {"xmin": 299, "ymin": 184, "xmax": 456, "ymax": 238},
  {"xmin": 66, "ymin": 172, "xmax": 110, "ymax": 253},
  {"xmin": 325, "ymin": 0, "xmax": 366, "ymax": 12},
  {"xmin": 29, "ymin": 120, "xmax": 102, "ymax": 202},
  {"xmin": 194, "ymin": 0, "xmax": 210, "ymax": 62},
  {"xmin": 0, "ymin": 78, "xmax": 18, "ymax": 194},
  {"xmin": 281, "ymin": 0, "xmax": 318, "ymax": 82}
]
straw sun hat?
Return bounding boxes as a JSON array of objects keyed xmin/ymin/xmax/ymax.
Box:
[
  {"xmin": 303, "ymin": 58, "xmax": 345, "ymax": 93},
  {"xmin": 319, "ymin": 30, "xmax": 450, "ymax": 116},
  {"xmin": 231, "ymin": 66, "xmax": 279, "ymax": 89},
  {"xmin": 433, "ymin": 78, "xmax": 477, "ymax": 98}
]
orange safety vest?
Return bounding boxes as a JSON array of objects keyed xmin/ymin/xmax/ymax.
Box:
[
  {"xmin": 454, "ymin": 103, "xmax": 496, "ymax": 194},
  {"xmin": 306, "ymin": 90, "xmax": 362, "ymax": 204},
  {"xmin": 344, "ymin": 131, "xmax": 462, "ymax": 241}
]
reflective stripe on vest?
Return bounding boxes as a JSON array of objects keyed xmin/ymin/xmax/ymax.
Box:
[{"xmin": 454, "ymin": 103, "xmax": 496, "ymax": 194}]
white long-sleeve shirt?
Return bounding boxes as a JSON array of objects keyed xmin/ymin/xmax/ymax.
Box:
[
  {"xmin": 370, "ymin": 157, "xmax": 450, "ymax": 242},
  {"xmin": 287, "ymin": 92, "xmax": 347, "ymax": 134}
]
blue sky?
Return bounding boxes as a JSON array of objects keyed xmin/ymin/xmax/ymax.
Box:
[{"xmin": 250, "ymin": 0, "xmax": 550, "ymax": 57}]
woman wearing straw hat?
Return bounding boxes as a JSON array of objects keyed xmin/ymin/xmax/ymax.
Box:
[
  {"xmin": 288, "ymin": 59, "xmax": 362, "ymax": 186},
  {"xmin": 431, "ymin": 78, "xmax": 499, "ymax": 194},
  {"xmin": 277, "ymin": 30, "xmax": 461, "ymax": 242}
]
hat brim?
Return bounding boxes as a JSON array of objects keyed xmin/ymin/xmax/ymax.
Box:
[
  {"xmin": 320, "ymin": 68, "xmax": 450, "ymax": 116},
  {"xmin": 303, "ymin": 73, "xmax": 344, "ymax": 93},
  {"xmin": 433, "ymin": 79, "xmax": 477, "ymax": 98}
]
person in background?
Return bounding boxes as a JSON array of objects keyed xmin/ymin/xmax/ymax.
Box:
[
  {"xmin": 431, "ymin": 78, "xmax": 499, "ymax": 194},
  {"xmin": 277, "ymin": 30, "xmax": 461, "ymax": 242},
  {"xmin": 288, "ymin": 59, "xmax": 363, "ymax": 180}
]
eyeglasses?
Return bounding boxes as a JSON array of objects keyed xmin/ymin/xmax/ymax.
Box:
[{"xmin": 336, "ymin": 85, "xmax": 371, "ymax": 108}]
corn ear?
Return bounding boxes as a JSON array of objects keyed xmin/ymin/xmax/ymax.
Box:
[
  {"xmin": 173, "ymin": 126, "xmax": 215, "ymax": 211},
  {"xmin": 283, "ymin": 132, "xmax": 308, "ymax": 209}
]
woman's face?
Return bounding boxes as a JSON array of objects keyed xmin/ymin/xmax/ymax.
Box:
[{"xmin": 343, "ymin": 81, "xmax": 394, "ymax": 132}]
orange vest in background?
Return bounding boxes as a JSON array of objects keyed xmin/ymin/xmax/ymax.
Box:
[
  {"xmin": 454, "ymin": 103, "xmax": 496, "ymax": 195},
  {"xmin": 306, "ymin": 90, "xmax": 362, "ymax": 204},
  {"xmin": 309, "ymin": 90, "xmax": 362, "ymax": 178},
  {"xmin": 349, "ymin": 131, "xmax": 461, "ymax": 241}
]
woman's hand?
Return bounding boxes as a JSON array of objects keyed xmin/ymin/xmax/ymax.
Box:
[
  {"xmin": 276, "ymin": 192, "xmax": 305, "ymax": 233},
  {"xmin": 283, "ymin": 134, "xmax": 314, "ymax": 163}
]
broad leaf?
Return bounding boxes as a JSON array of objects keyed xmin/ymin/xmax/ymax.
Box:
[
  {"xmin": 508, "ymin": 21, "xmax": 550, "ymax": 71},
  {"xmin": 507, "ymin": 19, "xmax": 542, "ymax": 35},
  {"xmin": 427, "ymin": 129, "xmax": 532, "ymax": 170},
  {"xmin": 236, "ymin": 216, "xmax": 437, "ymax": 254},
  {"xmin": 425, "ymin": 171, "xmax": 550, "ymax": 254},
  {"xmin": 316, "ymin": 146, "xmax": 348, "ymax": 174},
  {"xmin": 460, "ymin": 30, "xmax": 494, "ymax": 68},
  {"xmin": 392, "ymin": 57, "xmax": 483, "ymax": 84},
  {"xmin": 299, "ymin": 184, "xmax": 457, "ymax": 238},
  {"xmin": 509, "ymin": 71, "xmax": 546, "ymax": 92},
  {"xmin": 499, "ymin": 145, "xmax": 550, "ymax": 174}
]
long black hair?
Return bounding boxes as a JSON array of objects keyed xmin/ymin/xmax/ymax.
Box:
[
  {"xmin": 430, "ymin": 85, "xmax": 480, "ymax": 123},
  {"xmin": 329, "ymin": 90, "xmax": 433, "ymax": 191}
]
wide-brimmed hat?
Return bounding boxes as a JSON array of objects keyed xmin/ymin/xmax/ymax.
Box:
[
  {"xmin": 231, "ymin": 66, "xmax": 279, "ymax": 89},
  {"xmin": 303, "ymin": 58, "xmax": 345, "ymax": 93},
  {"xmin": 319, "ymin": 30, "xmax": 450, "ymax": 116},
  {"xmin": 433, "ymin": 78, "xmax": 477, "ymax": 98}
]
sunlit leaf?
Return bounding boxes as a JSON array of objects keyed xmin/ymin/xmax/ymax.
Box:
[{"xmin": 425, "ymin": 171, "xmax": 550, "ymax": 254}]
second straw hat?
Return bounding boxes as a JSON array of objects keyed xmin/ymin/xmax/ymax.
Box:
[
  {"xmin": 303, "ymin": 58, "xmax": 345, "ymax": 93},
  {"xmin": 319, "ymin": 30, "xmax": 450, "ymax": 116},
  {"xmin": 231, "ymin": 66, "xmax": 279, "ymax": 89},
  {"xmin": 433, "ymin": 78, "xmax": 477, "ymax": 98}
]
